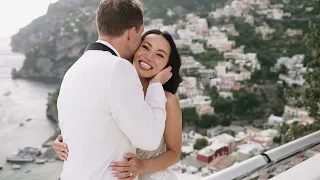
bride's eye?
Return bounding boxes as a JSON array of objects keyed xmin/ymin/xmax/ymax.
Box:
[
  {"xmin": 142, "ymin": 45, "xmax": 149, "ymax": 50},
  {"xmin": 157, "ymin": 54, "xmax": 164, "ymax": 58}
]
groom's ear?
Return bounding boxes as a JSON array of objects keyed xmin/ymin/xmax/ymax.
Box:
[{"xmin": 126, "ymin": 27, "xmax": 137, "ymax": 41}]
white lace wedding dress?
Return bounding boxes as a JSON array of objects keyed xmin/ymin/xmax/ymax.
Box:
[{"xmin": 136, "ymin": 136, "xmax": 178, "ymax": 180}]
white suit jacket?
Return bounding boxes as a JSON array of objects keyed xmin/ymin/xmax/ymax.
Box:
[{"xmin": 57, "ymin": 40, "xmax": 167, "ymax": 180}]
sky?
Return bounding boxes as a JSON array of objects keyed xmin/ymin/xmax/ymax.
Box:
[{"xmin": 0, "ymin": 0, "xmax": 58, "ymax": 38}]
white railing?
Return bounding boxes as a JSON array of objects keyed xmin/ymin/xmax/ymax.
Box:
[
  {"xmin": 263, "ymin": 130, "xmax": 320, "ymax": 163},
  {"xmin": 203, "ymin": 130, "xmax": 320, "ymax": 180}
]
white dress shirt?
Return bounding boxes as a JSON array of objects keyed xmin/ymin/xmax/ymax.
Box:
[{"xmin": 57, "ymin": 40, "xmax": 167, "ymax": 180}]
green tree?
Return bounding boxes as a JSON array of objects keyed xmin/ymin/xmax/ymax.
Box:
[
  {"xmin": 208, "ymin": 86, "xmax": 219, "ymax": 101},
  {"xmin": 182, "ymin": 107, "xmax": 199, "ymax": 126},
  {"xmin": 271, "ymin": 102, "xmax": 285, "ymax": 116},
  {"xmin": 215, "ymin": 98, "xmax": 234, "ymax": 114},
  {"xmin": 204, "ymin": 84, "xmax": 211, "ymax": 94},
  {"xmin": 180, "ymin": 152, "xmax": 188, "ymax": 160},
  {"xmin": 233, "ymin": 89, "xmax": 261, "ymax": 117},
  {"xmin": 194, "ymin": 138, "xmax": 208, "ymax": 150},
  {"xmin": 192, "ymin": 48, "xmax": 223, "ymax": 69},
  {"xmin": 199, "ymin": 114, "xmax": 218, "ymax": 128},
  {"xmin": 303, "ymin": 0, "xmax": 320, "ymax": 122},
  {"xmin": 221, "ymin": 117, "xmax": 231, "ymax": 127},
  {"xmin": 284, "ymin": 88, "xmax": 304, "ymax": 107},
  {"xmin": 289, "ymin": 122, "xmax": 304, "ymax": 140},
  {"xmin": 279, "ymin": 64, "xmax": 288, "ymax": 74},
  {"xmin": 278, "ymin": 123, "xmax": 290, "ymax": 144},
  {"xmin": 273, "ymin": 135, "xmax": 281, "ymax": 144}
]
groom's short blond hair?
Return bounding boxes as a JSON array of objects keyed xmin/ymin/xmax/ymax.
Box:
[{"xmin": 96, "ymin": 0, "xmax": 144, "ymax": 37}]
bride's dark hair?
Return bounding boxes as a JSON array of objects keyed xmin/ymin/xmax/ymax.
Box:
[{"xmin": 141, "ymin": 29, "xmax": 182, "ymax": 94}]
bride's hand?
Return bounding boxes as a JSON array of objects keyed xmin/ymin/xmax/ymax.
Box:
[
  {"xmin": 109, "ymin": 153, "xmax": 141, "ymax": 180},
  {"xmin": 53, "ymin": 135, "xmax": 69, "ymax": 161}
]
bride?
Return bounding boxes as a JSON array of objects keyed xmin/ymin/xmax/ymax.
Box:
[{"xmin": 53, "ymin": 29, "xmax": 183, "ymax": 180}]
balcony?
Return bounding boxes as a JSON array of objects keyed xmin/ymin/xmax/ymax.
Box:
[{"xmin": 202, "ymin": 130, "xmax": 320, "ymax": 180}]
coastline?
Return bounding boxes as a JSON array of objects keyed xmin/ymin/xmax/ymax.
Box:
[
  {"xmin": 0, "ymin": 48, "xmax": 62, "ymax": 179},
  {"xmin": 11, "ymin": 68, "xmax": 62, "ymax": 84},
  {"xmin": 0, "ymin": 121, "xmax": 63, "ymax": 180}
]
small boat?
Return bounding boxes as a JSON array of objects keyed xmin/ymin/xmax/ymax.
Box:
[
  {"xmin": 47, "ymin": 159, "xmax": 56, "ymax": 163},
  {"xmin": 7, "ymin": 155, "xmax": 34, "ymax": 163},
  {"xmin": 7, "ymin": 147, "xmax": 41, "ymax": 163},
  {"xmin": 34, "ymin": 159, "xmax": 46, "ymax": 164},
  {"xmin": 26, "ymin": 118, "xmax": 32, "ymax": 122},
  {"xmin": 12, "ymin": 164, "xmax": 21, "ymax": 170},
  {"xmin": 25, "ymin": 170, "xmax": 31, "ymax": 173}
]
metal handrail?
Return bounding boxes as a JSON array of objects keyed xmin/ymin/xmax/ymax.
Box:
[
  {"xmin": 202, "ymin": 130, "xmax": 320, "ymax": 180},
  {"xmin": 263, "ymin": 130, "xmax": 320, "ymax": 163}
]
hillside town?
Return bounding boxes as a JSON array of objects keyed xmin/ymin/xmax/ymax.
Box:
[{"xmin": 141, "ymin": 0, "xmax": 318, "ymax": 178}]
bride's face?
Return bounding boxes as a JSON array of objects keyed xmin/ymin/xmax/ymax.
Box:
[{"xmin": 132, "ymin": 34, "xmax": 171, "ymax": 79}]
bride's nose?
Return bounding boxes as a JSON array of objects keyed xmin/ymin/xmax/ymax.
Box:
[{"xmin": 146, "ymin": 52, "xmax": 154, "ymax": 62}]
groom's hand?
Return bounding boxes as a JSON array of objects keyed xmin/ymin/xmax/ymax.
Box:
[{"xmin": 149, "ymin": 66, "xmax": 172, "ymax": 85}]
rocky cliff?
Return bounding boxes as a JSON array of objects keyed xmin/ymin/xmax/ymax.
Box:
[
  {"xmin": 46, "ymin": 88, "xmax": 59, "ymax": 123},
  {"xmin": 11, "ymin": 0, "xmax": 100, "ymax": 80}
]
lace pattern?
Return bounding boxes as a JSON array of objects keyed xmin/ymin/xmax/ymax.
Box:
[
  {"xmin": 138, "ymin": 169, "xmax": 177, "ymax": 180},
  {"xmin": 136, "ymin": 137, "xmax": 177, "ymax": 180}
]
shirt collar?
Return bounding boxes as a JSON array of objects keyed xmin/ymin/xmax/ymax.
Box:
[{"xmin": 96, "ymin": 39, "xmax": 121, "ymax": 57}]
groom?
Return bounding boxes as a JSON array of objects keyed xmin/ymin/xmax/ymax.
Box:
[{"xmin": 57, "ymin": 0, "xmax": 172, "ymax": 179}]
